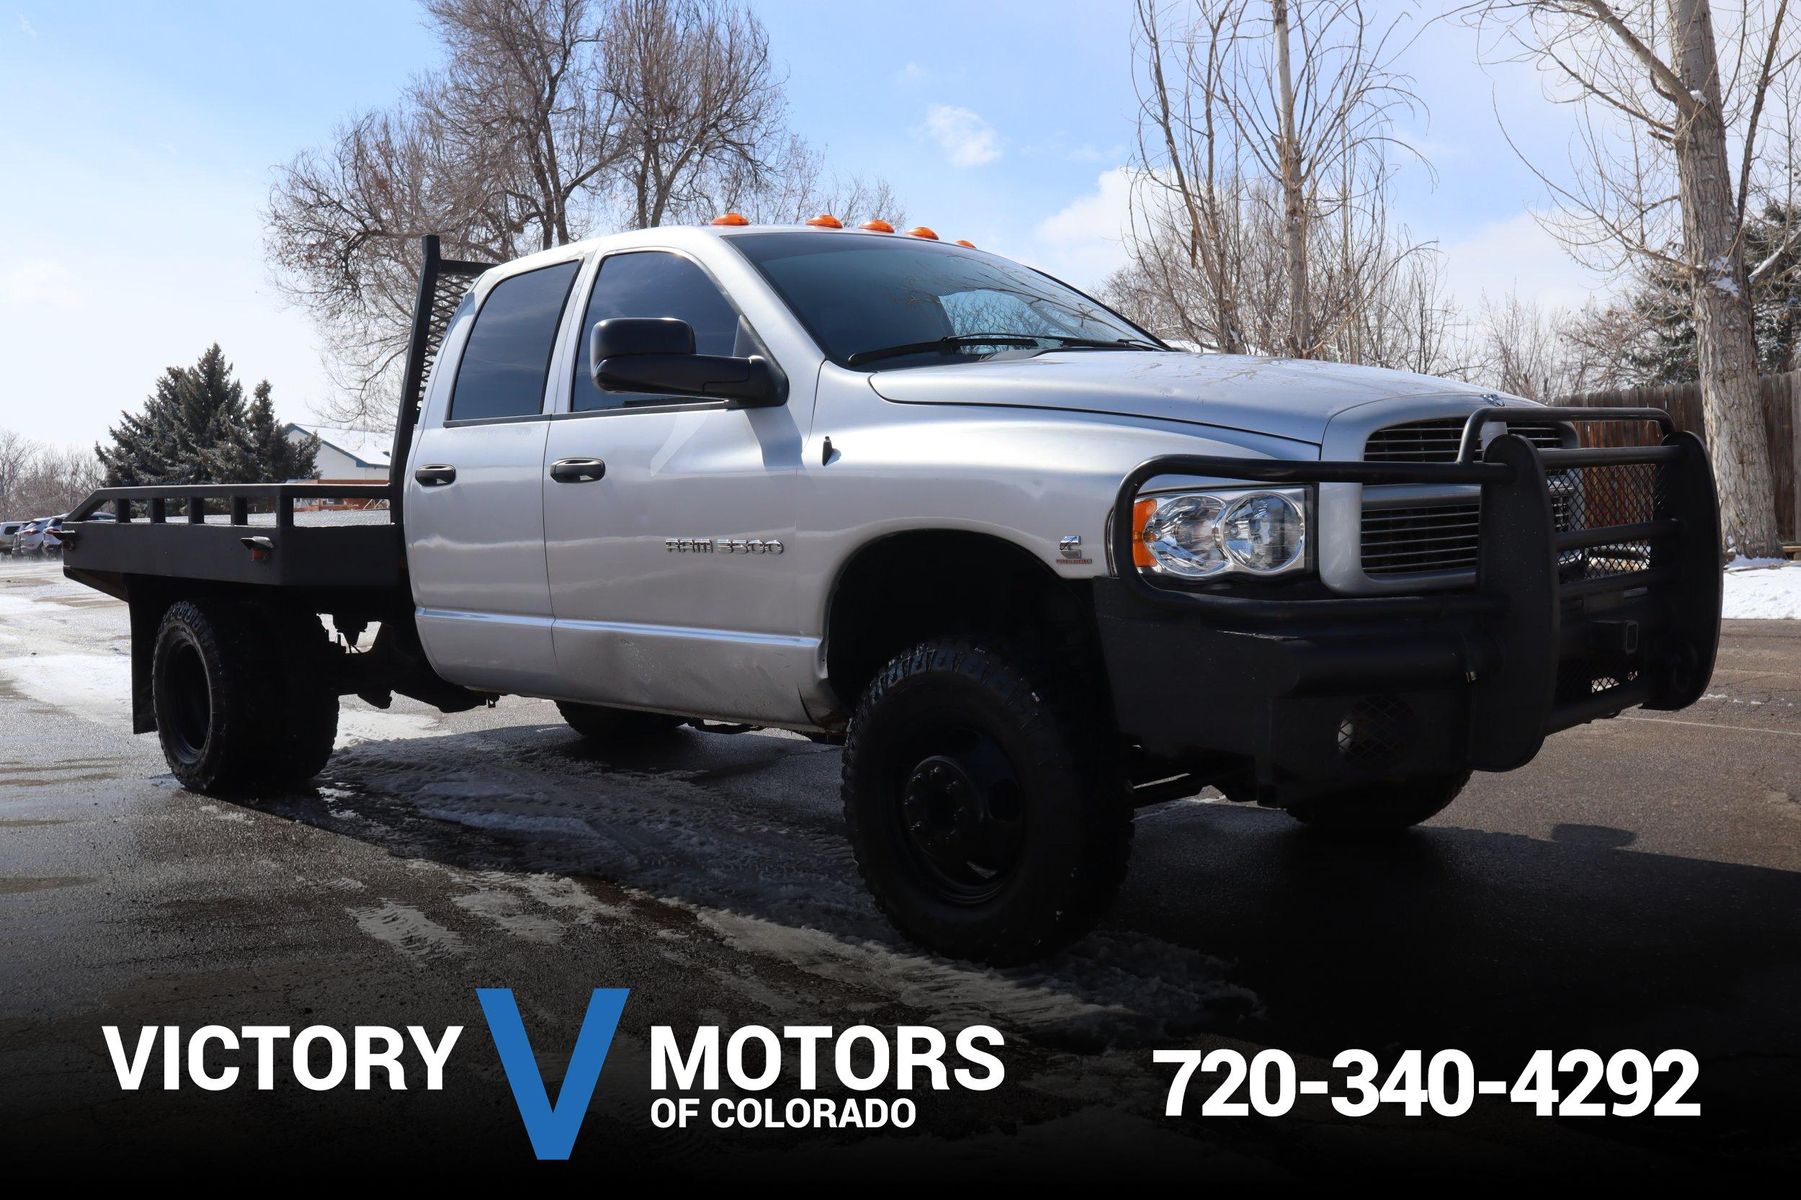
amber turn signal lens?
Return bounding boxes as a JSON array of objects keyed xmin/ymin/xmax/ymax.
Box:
[
  {"xmin": 954, "ymin": 239, "xmax": 976, "ymax": 248},
  {"xmin": 859, "ymin": 219, "xmax": 894, "ymax": 233},
  {"xmin": 1131, "ymin": 497, "xmax": 1160, "ymax": 569},
  {"xmin": 906, "ymin": 226, "xmax": 939, "ymax": 240},
  {"xmin": 805, "ymin": 213, "xmax": 843, "ymax": 228},
  {"xmin": 710, "ymin": 212, "xmax": 750, "ymax": 226}
]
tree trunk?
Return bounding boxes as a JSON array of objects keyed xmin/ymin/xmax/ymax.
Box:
[
  {"xmin": 1668, "ymin": 0, "xmax": 1782, "ymax": 557},
  {"xmin": 1272, "ymin": 0, "xmax": 1310, "ymax": 358}
]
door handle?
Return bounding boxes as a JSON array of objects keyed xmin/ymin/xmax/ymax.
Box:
[
  {"xmin": 414, "ymin": 464, "xmax": 457, "ymax": 487},
  {"xmin": 549, "ymin": 457, "xmax": 607, "ymax": 483}
]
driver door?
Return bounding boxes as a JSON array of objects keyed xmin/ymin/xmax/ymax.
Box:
[{"xmin": 540, "ymin": 249, "xmax": 810, "ymax": 725}]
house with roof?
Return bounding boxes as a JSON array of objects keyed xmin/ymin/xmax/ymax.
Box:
[{"xmin": 283, "ymin": 423, "xmax": 391, "ymax": 483}]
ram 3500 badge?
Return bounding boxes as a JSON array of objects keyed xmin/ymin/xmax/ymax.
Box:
[{"xmin": 61, "ymin": 219, "xmax": 1722, "ymax": 964}]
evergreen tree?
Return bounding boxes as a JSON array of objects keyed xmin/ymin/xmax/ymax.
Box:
[
  {"xmin": 97, "ymin": 345, "xmax": 314, "ymax": 486},
  {"xmin": 247, "ymin": 380, "xmax": 319, "ymax": 482},
  {"xmin": 1621, "ymin": 264, "xmax": 1699, "ymax": 386},
  {"xmin": 1748, "ymin": 203, "xmax": 1801, "ymax": 376},
  {"xmin": 1616, "ymin": 203, "xmax": 1801, "ymax": 386}
]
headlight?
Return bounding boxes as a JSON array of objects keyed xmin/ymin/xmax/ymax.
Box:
[{"xmin": 1132, "ymin": 487, "xmax": 1307, "ymax": 579}]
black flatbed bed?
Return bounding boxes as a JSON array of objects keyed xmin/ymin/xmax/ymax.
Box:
[{"xmin": 61, "ymin": 483, "xmax": 402, "ymax": 601}]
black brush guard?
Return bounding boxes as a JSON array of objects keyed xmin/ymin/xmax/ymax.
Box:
[{"xmin": 1102, "ymin": 408, "xmax": 1722, "ymax": 775}]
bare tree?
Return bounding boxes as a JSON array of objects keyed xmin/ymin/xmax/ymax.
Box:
[
  {"xmin": 1120, "ymin": 0, "xmax": 1433, "ymax": 359},
  {"xmin": 1471, "ymin": 291, "xmax": 1630, "ymax": 400},
  {"xmin": 0, "ymin": 428, "xmax": 35, "ymax": 518},
  {"xmin": 707, "ymin": 134, "xmax": 904, "ymax": 228},
  {"xmin": 0, "ymin": 433, "xmax": 105, "ymax": 519},
  {"xmin": 267, "ymin": 103, "xmax": 522, "ymax": 426},
  {"xmin": 422, "ymin": 0, "xmax": 625, "ymax": 249},
  {"xmin": 605, "ymin": 0, "xmax": 786, "ymax": 228},
  {"xmin": 266, "ymin": 0, "xmax": 875, "ymax": 432},
  {"xmin": 267, "ymin": 1, "xmax": 612, "ymax": 429},
  {"xmin": 1344, "ymin": 245, "xmax": 1466, "ymax": 377},
  {"xmin": 1469, "ymin": 0, "xmax": 1800, "ymax": 555}
]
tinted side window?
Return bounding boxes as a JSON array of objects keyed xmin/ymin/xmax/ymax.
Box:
[
  {"xmin": 449, "ymin": 261, "xmax": 579, "ymax": 421},
  {"xmin": 572, "ymin": 251, "xmax": 741, "ymax": 412}
]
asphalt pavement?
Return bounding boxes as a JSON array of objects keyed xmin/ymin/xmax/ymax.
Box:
[{"xmin": 1, "ymin": 556, "xmax": 1796, "ymax": 1180}]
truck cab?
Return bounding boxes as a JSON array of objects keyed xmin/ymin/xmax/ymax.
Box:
[{"xmin": 62, "ymin": 220, "xmax": 1723, "ymax": 964}]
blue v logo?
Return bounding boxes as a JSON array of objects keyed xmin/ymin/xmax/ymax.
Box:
[{"xmin": 477, "ymin": 987, "xmax": 630, "ymax": 1160}]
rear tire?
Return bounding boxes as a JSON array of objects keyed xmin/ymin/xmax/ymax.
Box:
[
  {"xmin": 151, "ymin": 600, "xmax": 338, "ymax": 794},
  {"xmin": 1283, "ymin": 772, "xmax": 1470, "ymax": 832},
  {"xmin": 267, "ymin": 610, "xmax": 340, "ymax": 784},
  {"xmin": 556, "ymin": 702, "xmax": 685, "ymax": 744},
  {"xmin": 841, "ymin": 638, "xmax": 1131, "ymax": 965}
]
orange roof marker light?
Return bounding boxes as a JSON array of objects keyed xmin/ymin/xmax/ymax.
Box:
[
  {"xmin": 906, "ymin": 226, "xmax": 939, "ymax": 240},
  {"xmin": 710, "ymin": 212, "xmax": 750, "ymax": 226},
  {"xmin": 859, "ymin": 219, "xmax": 894, "ymax": 233},
  {"xmin": 805, "ymin": 213, "xmax": 843, "ymax": 228},
  {"xmin": 955, "ymin": 239, "xmax": 976, "ymax": 248}
]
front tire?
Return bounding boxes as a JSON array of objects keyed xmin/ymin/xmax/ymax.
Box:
[
  {"xmin": 1283, "ymin": 772, "xmax": 1470, "ymax": 832},
  {"xmin": 842, "ymin": 638, "xmax": 1131, "ymax": 965}
]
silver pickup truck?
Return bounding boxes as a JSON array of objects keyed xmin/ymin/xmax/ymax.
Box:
[{"xmin": 62, "ymin": 221, "xmax": 1722, "ymax": 963}]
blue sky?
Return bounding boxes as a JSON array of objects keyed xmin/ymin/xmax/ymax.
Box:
[{"xmin": 0, "ymin": 0, "xmax": 1601, "ymax": 446}]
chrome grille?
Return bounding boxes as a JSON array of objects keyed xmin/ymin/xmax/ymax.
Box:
[
  {"xmin": 1360, "ymin": 490, "xmax": 1579, "ymax": 578},
  {"xmin": 1361, "ymin": 503, "xmax": 1481, "ymax": 575},
  {"xmin": 1362, "ymin": 417, "xmax": 1563, "ymax": 462},
  {"xmin": 1358, "ymin": 416, "xmax": 1573, "ymax": 578}
]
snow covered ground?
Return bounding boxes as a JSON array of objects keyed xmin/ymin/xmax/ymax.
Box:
[{"xmin": 1722, "ymin": 557, "xmax": 1801, "ymax": 619}]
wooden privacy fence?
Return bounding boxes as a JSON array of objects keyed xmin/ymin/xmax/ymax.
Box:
[{"xmin": 1555, "ymin": 371, "xmax": 1801, "ymax": 544}]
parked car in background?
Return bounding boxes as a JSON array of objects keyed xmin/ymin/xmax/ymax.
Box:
[
  {"xmin": 13, "ymin": 518, "xmax": 49, "ymax": 554},
  {"xmin": 0, "ymin": 521, "xmax": 26, "ymax": 555},
  {"xmin": 15, "ymin": 516, "xmax": 68, "ymax": 555}
]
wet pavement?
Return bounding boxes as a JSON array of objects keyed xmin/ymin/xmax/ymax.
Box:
[{"xmin": 0, "ymin": 556, "xmax": 1797, "ymax": 1180}]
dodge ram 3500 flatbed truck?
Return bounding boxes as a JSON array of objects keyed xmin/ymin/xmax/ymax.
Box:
[{"xmin": 62, "ymin": 224, "xmax": 1723, "ymax": 963}]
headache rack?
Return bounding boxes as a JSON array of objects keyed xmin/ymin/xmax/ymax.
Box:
[
  {"xmin": 61, "ymin": 237, "xmax": 492, "ymax": 597},
  {"xmin": 1108, "ymin": 408, "xmax": 1723, "ymax": 770}
]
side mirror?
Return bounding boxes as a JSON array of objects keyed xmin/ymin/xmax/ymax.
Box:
[{"xmin": 589, "ymin": 318, "xmax": 785, "ymax": 408}]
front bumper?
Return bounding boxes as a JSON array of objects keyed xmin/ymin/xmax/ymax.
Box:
[{"xmin": 1096, "ymin": 410, "xmax": 1722, "ymax": 792}]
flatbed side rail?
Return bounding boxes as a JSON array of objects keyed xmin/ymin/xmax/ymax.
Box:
[
  {"xmin": 60, "ymin": 481, "xmax": 406, "ymax": 596},
  {"xmin": 67, "ymin": 482, "xmax": 393, "ymax": 528}
]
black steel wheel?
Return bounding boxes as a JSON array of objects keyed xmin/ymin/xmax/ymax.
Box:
[{"xmin": 842, "ymin": 638, "xmax": 1130, "ymax": 964}]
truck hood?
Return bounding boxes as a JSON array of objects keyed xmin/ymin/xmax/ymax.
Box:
[{"xmin": 867, "ymin": 351, "xmax": 1514, "ymax": 444}]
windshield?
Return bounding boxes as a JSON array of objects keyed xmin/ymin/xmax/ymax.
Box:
[{"xmin": 727, "ymin": 232, "xmax": 1162, "ymax": 369}]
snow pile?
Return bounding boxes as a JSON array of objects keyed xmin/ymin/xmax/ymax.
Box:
[
  {"xmin": 1722, "ymin": 556, "xmax": 1801, "ymax": 619},
  {"xmin": 0, "ymin": 652, "xmax": 131, "ymax": 722}
]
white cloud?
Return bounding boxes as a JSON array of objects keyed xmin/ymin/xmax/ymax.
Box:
[
  {"xmin": 17, "ymin": 14, "xmax": 37, "ymax": 39},
  {"xmin": 1436, "ymin": 210, "xmax": 1611, "ymax": 313},
  {"xmin": 0, "ymin": 260, "xmax": 81, "ymax": 310},
  {"xmin": 894, "ymin": 61, "xmax": 930, "ymax": 86},
  {"xmin": 920, "ymin": 104, "xmax": 1002, "ymax": 167},
  {"xmin": 1027, "ymin": 166, "xmax": 1136, "ymax": 286}
]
